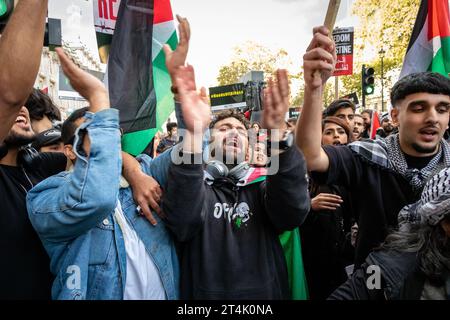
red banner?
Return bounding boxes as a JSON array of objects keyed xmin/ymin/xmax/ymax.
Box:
[{"xmin": 333, "ymin": 27, "xmax": 354, "ymax": 77}]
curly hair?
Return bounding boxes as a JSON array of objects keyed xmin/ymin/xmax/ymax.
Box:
[
  {"xmin": 382, "ymin": 220, "xmax": 450, "ymax": 282},
  {"xmin": 209, "ymin": 109, "xmax": 251, "ymax": 130},
  {"xmin": 25, "ymin": 88, "xmax": 61, "ymax": 122}
]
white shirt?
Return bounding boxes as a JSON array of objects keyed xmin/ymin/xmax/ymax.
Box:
[{"xmin": 114, "ymin": 201, "xmax": 166, "ymax": 300}]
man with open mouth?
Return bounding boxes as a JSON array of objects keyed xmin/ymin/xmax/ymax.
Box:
[{"xmin": 297, "ymin": 25, "xmax": 450, "ymax": 270}]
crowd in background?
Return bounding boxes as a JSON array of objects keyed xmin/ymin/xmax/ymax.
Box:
[{"xmin": 0, "ymin": 1, "xmax": 449, "ymax": 301}]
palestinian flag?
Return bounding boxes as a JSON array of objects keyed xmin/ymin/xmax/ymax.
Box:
[
  {"xmin": 108, "ymin": 0, "xmax": 178, "ymax": 155},
  {"xmin": 279, "ymin": 229, "xmax": 309, "ymax": 300},
  {"xmin": 370, "ymin": 111, "xmax": 381, "ymax": 139},
  {"xmin": 400, "ymin": 0, "xmax": 450, "ymax": 79}
]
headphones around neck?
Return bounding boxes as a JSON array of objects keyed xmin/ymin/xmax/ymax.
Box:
[
  {"xmin": 17, "ymin": 145, "xmax": 40, "ymax": 169},
  {"xmin": 0, "ymin": 143, "xmax": 39, "ymax": 168},
  {"xmin": 205, "ymin": 160, "xmax": 251, "ymax": 181}
]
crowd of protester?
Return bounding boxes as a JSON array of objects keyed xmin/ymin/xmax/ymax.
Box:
[{"xmin": 0, "ymin": 1, "xmax": 449, "ymax": 301}]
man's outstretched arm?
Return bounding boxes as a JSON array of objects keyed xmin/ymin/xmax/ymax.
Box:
[
  {"xmin": 296, "ymin": 26, "xmax": 336, "ymax": 172},
  {"xmin": 162, "ymin": 65, "xmax": 210, "ymax": 242},
  {"xmin": 260, "ymin": 69, "xmax": 310, "ymax": 231},
  {"xmin": 0, "ymin": 0, "xmax": 48, "ymax": 142}
]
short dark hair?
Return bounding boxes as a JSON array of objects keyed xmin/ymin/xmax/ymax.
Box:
[
  {"xmin": 61, "ymin": 107, "xmax": 89, "ymax": 145},
  {"xmin": 25, "ymin": 88, "xmax": 61, "ymax": 122},
  {"xmin": 322, "ymin": 116, "xmax": 353, "ymax": 143},
  {"xmin": 166, "ymin": 122, "xmax": 177, "ymax": 133},
  {"xmin": 391, "ymin": 72, "xmax": 450, "ymax": 107},
  {"xmin": 209, "ymin": 109, "xmax": 251, "ymax": 130},
  {"xmin": 323, "ymin": 99, "xmax": 356, "ymax": 118},
  {"xmin": 361, "ymin": 109, "xmax": 373, "ymax": 117}
]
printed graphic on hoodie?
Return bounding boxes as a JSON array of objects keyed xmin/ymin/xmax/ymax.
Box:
[{"xmin": 213, "ymin": 202, "xmax": 253, "ymax": 229}]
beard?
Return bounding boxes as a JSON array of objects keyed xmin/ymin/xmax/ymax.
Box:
[
  {"xmin": 411, "ymin": 142, "xmax": 440, "ymax": 155},
  {"xmin": 4, "ymin": 129, "xmax": 35, "ymax": 148},
  {"xmin": 384, "ymin": 125, "xmax": 394, "ymax": 133}
]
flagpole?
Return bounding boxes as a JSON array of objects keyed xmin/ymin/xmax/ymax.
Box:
[
  {"xmin": 379, "ymin": 48, "xmax": 385, "ymax": 112},
  {"xmin": 312, "ymin": 0, "xmax": 341, "ymax": 84},
  {"xmin": 335, "ymin": 76, "xmax": 339, "ymax": 99}
]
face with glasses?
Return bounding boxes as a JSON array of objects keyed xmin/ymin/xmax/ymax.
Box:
[{"xmin": 210, "ymin": 117, "xmax": 249, "ymax": 164}]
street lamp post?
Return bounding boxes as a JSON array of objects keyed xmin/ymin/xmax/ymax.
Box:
[{"xmin": 379, "ymin": 48, "xmax": 385, "ymax": 112}]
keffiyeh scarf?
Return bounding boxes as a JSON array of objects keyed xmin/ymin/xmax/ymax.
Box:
[{"xmin": 349, "ymin": 133, "xmax": 450, "ymax": 193}]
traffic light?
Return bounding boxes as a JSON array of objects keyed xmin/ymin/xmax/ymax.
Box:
[
  {"xmin": 362, "ymin": 64, "xmax": 375, "ymax": 96},
  {"xmin": 0, "ymin": 0, "xmax": 14, "ymax": 34}
]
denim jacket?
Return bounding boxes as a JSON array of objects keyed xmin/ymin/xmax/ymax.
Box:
[{"xmin": 26, "ymin": 109, "xmax": 179, "ymax": 300}]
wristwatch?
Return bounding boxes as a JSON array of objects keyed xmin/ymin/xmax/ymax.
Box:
[
  {"xmin": 278, "ymin": 131, "xmax": 294, "ymax": 150},
  {"xmin": 268, "ymin": 131, "xmax": 294, "ymax": 151}
]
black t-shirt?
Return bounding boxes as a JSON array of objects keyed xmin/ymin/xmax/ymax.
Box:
[
  {"xmin": 404, "ymin": 153, "xmax": 436, "ymax": 171},
  {"xmin": 312, "ymin": 145, "xmax": 418, "ymax": 266},
  {"xmin": 0, "ymin": 152, "xmax": 66, "ymax": 300}
]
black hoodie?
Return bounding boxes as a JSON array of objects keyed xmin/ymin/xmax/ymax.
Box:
[{"xmin": 162, "ymin": 146, "xmax": 310, "ymax": 299}]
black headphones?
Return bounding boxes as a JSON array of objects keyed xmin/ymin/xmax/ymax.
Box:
[
  {"xmin": 205, "ymin": 160, "xmax": 250, "ymax": 181},
  {"xmin": 17, "ymin": 144, "xmax": 40, "ymax": 169},
  {"xmin": 0, "ymin": 142, "xmax": 39, "ymax": 169}
]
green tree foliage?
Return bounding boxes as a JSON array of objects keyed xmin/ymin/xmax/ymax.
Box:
[
  {"xmin": 292, "ymin": 81, "xmax": 336, "ymax": 108},
  {"xmin": 352, "ymin": 0, "xmax": 421, "ymax": 66},
  {"xmin": 216, "ymin": 41, "xmax": 292, "ymax": 86},
  {"xmin": 341, "ymin": 0, "xmax": 421, "ymax": 96}
]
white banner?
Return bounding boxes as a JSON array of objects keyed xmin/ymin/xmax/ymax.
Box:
[
  {"xmin": 94, "ymin": 0, "xmax": 122, "ymax": 35},
  {"xmin": 48, "ymin": 0, "xmax": 99, "ymax": 61}
]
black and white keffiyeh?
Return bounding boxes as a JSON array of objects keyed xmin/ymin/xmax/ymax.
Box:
[
  {"xmin": 349, "ymin": 133, "xmax": 450, "ymax": 225},
  {"xmin": 349, "ymin": 133, "xmax": 450, "ymax": 193},
  {"xmin": 398, "ymin": 166, "xmax": 450, "ymax": 227}
]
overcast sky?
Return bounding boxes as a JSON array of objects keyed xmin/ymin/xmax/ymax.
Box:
[
  {"xmin": 48, "ymin": 0, "xmax": 357, "ymax": 88},
  {"xmin": 171, "ymin": 0, "xmax": 356, "ymax": 87},
  {"xmin": 48, "ymin": 0, "xmax": 99, "ymax": 57}
]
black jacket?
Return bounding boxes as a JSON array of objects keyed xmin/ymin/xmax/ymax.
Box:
[
  {"xmin": 313, "ymin": 145, "xmax": 418, "ymax": 267},
  {"xmin": 329, "ymin": 249, "xmax": 447, "ymax": 300},
  {"xmin": 162, "ymin": 146, "xmax": 310, "ymax": 299},
  {"xmin": 301, "ymin": 183, "xmax": 355, "ymax": 300}
]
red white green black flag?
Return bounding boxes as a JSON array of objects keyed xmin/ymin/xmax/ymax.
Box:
[
  {"xmin": 108, "ymin": 0, "xmax": 178, "ymax": 155},
  {"xmin": 400, "ymin": 0, "xmax": 450, "ymax": 79}
]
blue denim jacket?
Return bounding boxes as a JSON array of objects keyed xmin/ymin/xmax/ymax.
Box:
[{"xmin": 26, "ymin": 109, "xmax": 179, "ymax": 300}]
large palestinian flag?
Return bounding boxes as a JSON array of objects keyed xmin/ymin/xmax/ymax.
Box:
[
  {"xmin": 400, "ymin": 0, "xmax": 450, "ymax": 79},
  {"xmin": 108, "ymin": 0, "xmax": 178, "ymax": 155}
]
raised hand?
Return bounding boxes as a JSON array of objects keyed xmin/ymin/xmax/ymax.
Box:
[
  {"xmin": 174, "ymin": 65, "xmax": 210, "ymax": 135},
  {"xmin": 262, "ymin": 69, "xmax": 290, "ymax": 132},
  {"xmin": 303, "ymin": 26, "xmax": 337, "ymax": 90},
  {"xmin": 163, "ymin": 15, "xmax": 191, "ymax": 85},
  {"xmin": 311, "ymin": 193, "xmax": 343, "ymax": 211},
  {"xmin": 56, "ymin": 48, "xmax": 109, "ymax": 113}
]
